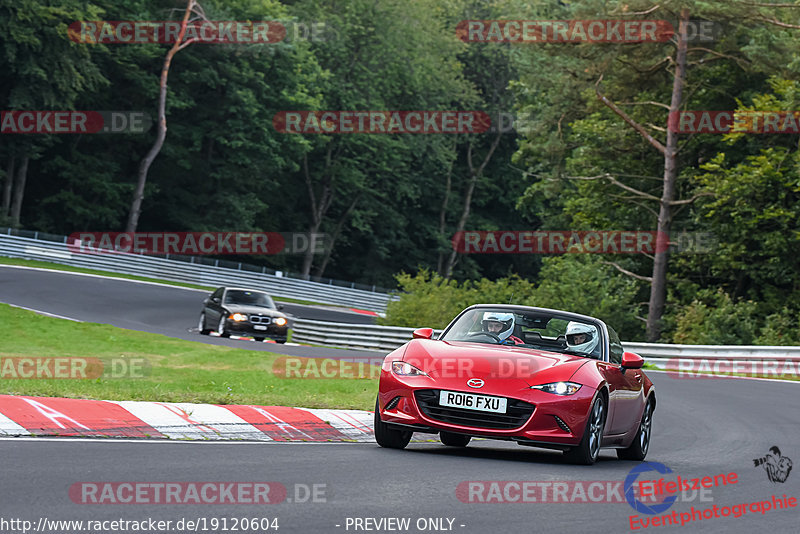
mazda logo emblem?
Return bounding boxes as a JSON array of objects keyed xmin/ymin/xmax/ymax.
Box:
[{"xmin": 467, "ymin": 378, "xmax": 484, "ymax": 388}]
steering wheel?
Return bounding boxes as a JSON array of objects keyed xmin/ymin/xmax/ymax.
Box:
[{"xmin": 466, "ymin": 331, "xmax": 502, "ymax": 343}]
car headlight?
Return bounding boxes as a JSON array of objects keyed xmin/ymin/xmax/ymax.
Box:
[
  {"xmin": 531, "ymin": 381, "xmax": 582, "ymax": 395},
  {"xmin": 392, "ymin": 361, "xmax": 429, "ymax": 377},
  {"xmin": 274, "ymin": 317, "xmax": 287, "ymax": 326},
  {"xmin": 230, "ymin": 313, "xmax": 248, "ymax": 322}
]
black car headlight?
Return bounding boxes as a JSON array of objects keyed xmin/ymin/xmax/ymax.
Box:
[{"xmin": 531, "ymin": 381, "xmax": 582, "ymax": 395}]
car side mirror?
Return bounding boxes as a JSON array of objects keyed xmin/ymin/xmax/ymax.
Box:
[
  {"xmin": 211, "ymin": 297, "xmax": 220, "ymax": 304},
  {"xmin": 277, "ymin": 304, "xmax": 284, "ymax": 311},
  {"xmin": 412, "ymin": 328, "xmax": 434, "ymax": 340},
  {"xmin": 621, "ymin": 351, "xmax": 644, "ymax": 369}
]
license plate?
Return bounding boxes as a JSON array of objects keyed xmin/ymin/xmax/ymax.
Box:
[
  {"xmin": 253, "ymin": 325, "xmax": 267, "ymax": 331},
  {"xmin": 439, "ymin": 390, "xmax": 507, "ymax": 414}
]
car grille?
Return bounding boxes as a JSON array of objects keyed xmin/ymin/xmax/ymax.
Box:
[
  {"xmin": 414, "ymin": 389, "xmax": 535, "ymax": 430},
  {"xmin": 249, "ymin": 315, "xmax": 272, "ymax": 324}
]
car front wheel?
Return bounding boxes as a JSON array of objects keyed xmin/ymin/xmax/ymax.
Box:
[
  {"xmin": 564, "ymin": 395, "xmax": 606, "ymax": 465},
  {"xmin": 374, "ymin": 398, "xmax": 412, "ymax": 449},
  {"xmin": 617, "ymin": 400, "xmax": 653, "ymax": 461},
  {"xmin": 198, "ymin": 313, "xmax": 211, "ymax": 335},
  {"xmin": 217, "ymin": 316, "xmax": 230, "ymax": 338}
]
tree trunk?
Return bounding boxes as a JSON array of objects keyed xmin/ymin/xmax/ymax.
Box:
[
  {"xmin": 10, "ymin": 155, "xmax": 29, "ymax": 228},
  {"xmin": 126, "ymin": 0, "xmax": 197, "ymax": 232},
  {"xmin": 436, "ymin": 161, "xmax": 453, "ymax": 276},
  {"xmin": 300, "ymin": 148, "xmax": 335, "ymax": 279},
  {"xmin": 2, "ymin": 156, "xmax": 14, "ymax": 219},
  {"xmin": 444, "ymin": 132, "xmax": 502, "ymax": 278},
  {"xmin": 313, "ymin": 194, "xmax": 360, "ymax": 278},
  {"xmin": 645, "ymin": 8, "xmax": 690, "ymax": 342}
]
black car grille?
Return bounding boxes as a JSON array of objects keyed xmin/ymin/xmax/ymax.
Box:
[
  {"xmin": 249, "ymin": 315, "xmax": 272, "ymax": 324},
  {"xmin": 414, "ymin": 389, "xmax": 535, "ymax": 430}
]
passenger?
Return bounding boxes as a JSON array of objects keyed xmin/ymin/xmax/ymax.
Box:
[{"xmin": 565, "ymin": 321, "xmax": 601, "ymax": 358}]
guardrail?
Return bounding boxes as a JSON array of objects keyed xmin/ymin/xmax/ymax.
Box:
[
  {"xmin": 291, "ymin": 319, "xmax": 800, "ymax": 359},
  {"xmin": 621, "ymin": 342, "xmax": 800, "ymax": 361},
  {"xmin": 291, "ymin": 319, "xmax": 442, "ymax": 352},
  {"xmin": 0, "ymin": 231, "xmax": 396, "ymax": 312}
]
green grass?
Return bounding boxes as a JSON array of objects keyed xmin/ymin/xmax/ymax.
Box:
[
  {"xmin": 0, "ymin": 256, "xmax": 338, "ymax": 307},
  {"xmin": 0, "ymin": 303, "xmax": 377, "ymax": 410}
]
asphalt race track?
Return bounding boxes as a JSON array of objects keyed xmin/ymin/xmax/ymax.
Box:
[
  {"xmin": 1, "ymin": 265, "xmax": 799, "ymax": 533},
  {"xmin": 0, "ymin": 265, "xmax": 379, "ymax": 359}
]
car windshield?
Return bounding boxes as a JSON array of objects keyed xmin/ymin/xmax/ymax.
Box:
[
  {"xmin": 223, "ymin": 290, "xmax": 275, "ymax": 308},
  {"xmin": 440, "ymin": 308, "xmax": 603, "ymax": 359}
]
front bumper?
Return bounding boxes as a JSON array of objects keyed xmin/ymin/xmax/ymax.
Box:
[
  {"xmin": 223, "ymin": 320, "xmax": 288, "ymax": 340},
  {"xmin": 378, "ymin": 369, "xmax": 596, "ymax": 447}
]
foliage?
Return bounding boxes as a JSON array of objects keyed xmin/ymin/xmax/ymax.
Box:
[
  {"xmin": 2, "ymin": 0, "xmax": 800, "ymax": 344},
  {"xmin": 384, "ymin": 256, "xmax": 643, "ymax": 340}
]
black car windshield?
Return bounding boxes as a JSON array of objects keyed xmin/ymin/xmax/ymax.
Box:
[
  {"xmin": 440, "ymin": 308, "xmax": 603, "ymax": 359},
  {"xmin": 223, "ymin": 290, "xmax": 275, "ymax": 309}
]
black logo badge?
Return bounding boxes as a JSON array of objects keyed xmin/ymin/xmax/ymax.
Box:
[{"xmin": 753, "ymin": 446, "xmax": 793, "ymax": 483}]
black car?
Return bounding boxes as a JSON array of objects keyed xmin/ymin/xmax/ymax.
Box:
[{"xmin": 198, "ymin": 287, "xmax": 289, "ymax": 343}]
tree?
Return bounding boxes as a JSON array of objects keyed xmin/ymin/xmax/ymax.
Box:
[
  {"xmin": 125, "ymin": 0, "xmax": 204, "ymax": 232},
  {"xmin": 512, "ymin": 0, "xmax": 800, "ymax": 340},
  {"xmin": 0, "ymin": 0, "xmax": 106, "ymax": 227}
]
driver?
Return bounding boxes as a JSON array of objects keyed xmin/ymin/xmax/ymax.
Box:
[
  {"xmin": 565, "ymin": 322, "xmax": 600, "ymax": 358},
  {"xmin": 481, "ymin": 312, "xmax": 524, "ymax": 345}
]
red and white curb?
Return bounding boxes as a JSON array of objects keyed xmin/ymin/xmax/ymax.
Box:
[{"xmin": 0, "ymin": 395, "xmax": 374, "ymax": 442}]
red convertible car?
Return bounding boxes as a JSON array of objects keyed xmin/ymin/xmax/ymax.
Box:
[{"xmin": 375, "ymin": 305, "xmax": 655, "ymax": 464}]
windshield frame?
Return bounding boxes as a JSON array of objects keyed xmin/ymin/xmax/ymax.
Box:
[
  {"xmin": 222, "ymin": 289, "xmax": 276, "ymax": 309},
  {"xmin": 438, "ymin": 305, "xmax": 609, "ymax": 362}
]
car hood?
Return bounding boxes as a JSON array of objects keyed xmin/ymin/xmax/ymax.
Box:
[
  {"xmin": 223, "ymin": 304, "xmax": 285, "ymax": 317},
  {"xmin": 401, "ymin": 339, "xmax": 590, "ymax": 390}
]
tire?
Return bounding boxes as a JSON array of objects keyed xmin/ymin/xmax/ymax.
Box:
[
  {"xmin": 617, "ymin": 399, "xmax": 654, "ymax": 461},
  {"xmin": 374, "ymin": 398, "xmax": 412, "ymax": 449},
  {"xmin": 276, "ymin": 338, "xmax": 287, "ymax": 344},
  {"xmin": 440, "ymin": 432, "xmax": 471, "ymax": 447},
  {"xmin": 253, "ymin": 337, "xmax": 265, "ymax": 342},
  {"xmin": 217, "ymin": 316, "xmax": 230, "ymax": 338},
  {"xmin": 564, "ymin": 395, "xmax": 606, "ymax": 465},
  {"xmin": 198, "ymin": 313, "xmax": 211, "ymax": 335}
]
